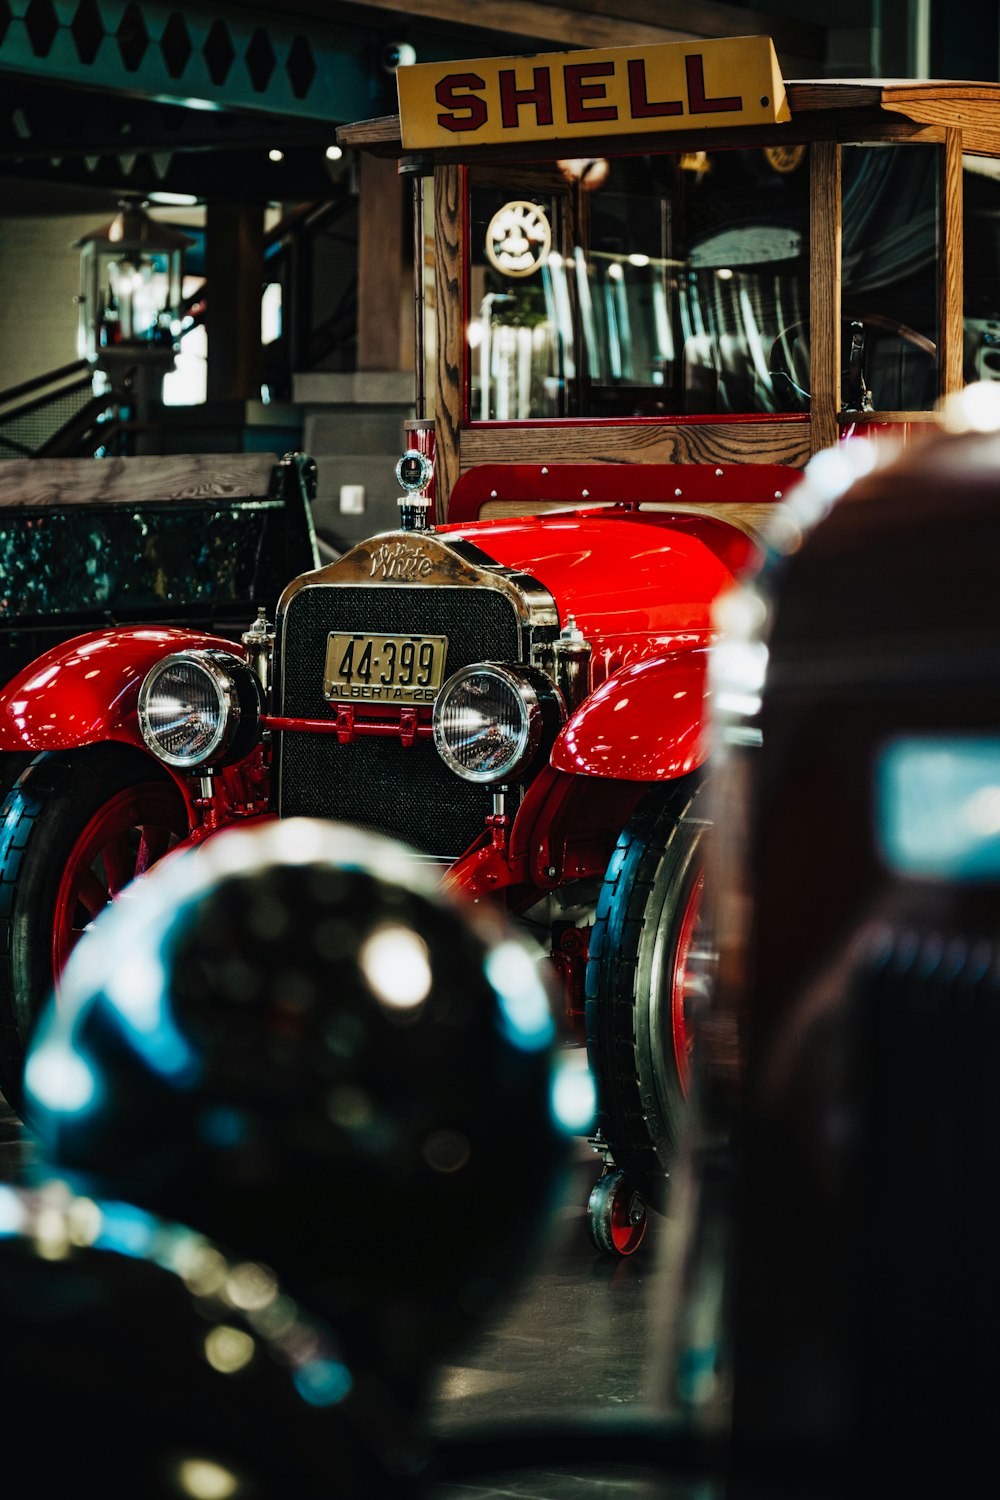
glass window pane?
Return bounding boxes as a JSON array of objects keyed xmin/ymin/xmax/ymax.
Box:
[
  {"xmin": 468, "ymin": 146, "xmax": 810, "ymax": 421},
  {"xmin": 838, "ymin": 143, "xmax": 941, "ymax": 412},
  {"xmin": 962, "ymin": 154, "xmax": 1000, "ymax": 384}
]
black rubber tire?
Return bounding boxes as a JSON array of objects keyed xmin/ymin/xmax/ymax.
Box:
[
  {"xmin": 0, "ymin": 746, "xmax": 186, "ymax": 1110},
  {"xmin": 585, "ymin": 777, "xmax": 708, "ymax": 1213},
  {"xmin": 0, "ymin": 753, "xmax": 32, "ymax": 807}
]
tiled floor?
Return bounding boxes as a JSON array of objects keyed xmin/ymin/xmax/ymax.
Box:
[{"xmin": 0, "ymin": 1101, "xmax": 688, "ymax": 1497}]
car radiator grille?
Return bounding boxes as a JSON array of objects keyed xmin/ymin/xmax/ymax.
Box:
[{"xmin": 278, "ymin": 584, "xmax": 522, "ymax": 858}]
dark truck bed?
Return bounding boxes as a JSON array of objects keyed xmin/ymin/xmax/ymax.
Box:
[{"xmin": 0, "ymin": 451, "xmax": 319, "ymax": 792}]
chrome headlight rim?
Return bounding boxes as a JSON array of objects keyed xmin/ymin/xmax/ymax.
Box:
[
  {"xmin": 433, "ymin": 661, "xmax": 563, "ymax": 785},
  {"xmin": 138, "ymin": 650, "xmax": 259, "ymax": 770}
]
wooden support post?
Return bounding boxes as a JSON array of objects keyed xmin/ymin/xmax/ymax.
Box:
[
  {"xmin": 810, "ymin": 140, "xmax": 842, "ymax": 455},
  {"xmin": 206, "ymin": 202, "xmax": 264, "ymax": 401},
  {"xmin": 358, "ymin": 153, "xmax": 410, "ymax": 372},
  {"xmin": 940, "ymin": 128, "xmax": 964, "ymax": 400},
  {"xmin": 433, "ymin": 163, "xmax": 464, "ymax": 515}
]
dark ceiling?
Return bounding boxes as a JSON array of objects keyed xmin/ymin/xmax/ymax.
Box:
[
  {"xmin": 0, "ymin": 0, "xmax": 829, "ymax": 207},
  {"xmin": 0, "ymin": 0, "xmax": 548, "ymax": 206}
]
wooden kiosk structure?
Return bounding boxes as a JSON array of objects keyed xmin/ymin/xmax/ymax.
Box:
[{"xmin": 340, "ymin": 36, "xmax": 1000, "ymax": 518}]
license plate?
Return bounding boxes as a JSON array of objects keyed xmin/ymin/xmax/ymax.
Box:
[{"xmin": 323, "ymin": 631, "xmax": 449, "ymax": 704}]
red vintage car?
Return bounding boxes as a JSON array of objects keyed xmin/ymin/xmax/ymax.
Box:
[{"xmin": 1, "ymin": 34, "xmax": 994, "ymax": 1251}]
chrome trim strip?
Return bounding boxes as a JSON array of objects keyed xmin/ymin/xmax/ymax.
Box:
[
  {"xmin": 444, "ymin": 540, "xmax": 559, "ymax": 629},
  {"xmin": 276, "ymin": 531, "xmax": 558, "ymax": 629}
]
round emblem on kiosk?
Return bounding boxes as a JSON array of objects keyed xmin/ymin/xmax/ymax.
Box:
[
  {"xmin": 763, "ymin": 143, "xmax": 807, "ymax": 175},
  {"xmin": 485, "ymin": 201, "xmax": 552, "ymax": 277},
  {"xmin": 396, "ymin": 448, "xmax": 433, "ymax": 493}
]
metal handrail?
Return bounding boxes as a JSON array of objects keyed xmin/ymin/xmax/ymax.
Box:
[
  {"xmin": 0, "ymin": 359, "xmax": 89, "ymax": 410},
  {"xmin": 0, "ymin": 372, "xmax": 92, "ymax": 426}
]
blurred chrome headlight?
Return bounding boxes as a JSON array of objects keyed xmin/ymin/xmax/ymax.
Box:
[
  {"xmin": 138, "ymin": 651, "xmax": 262, "ymax": 769},
  {"xmin": 433, "ymin": 663, "xmax": 565, "ymax": 784}
]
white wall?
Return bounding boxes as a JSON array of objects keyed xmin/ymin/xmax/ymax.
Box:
[{"xmin": 0, "ymin": 216, "xmax": 94, "ymax": 390}]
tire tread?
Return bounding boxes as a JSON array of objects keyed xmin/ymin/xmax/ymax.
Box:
[{"xmin": 585, "ymin": 777, "xmax": 704, "ymax": 1210}]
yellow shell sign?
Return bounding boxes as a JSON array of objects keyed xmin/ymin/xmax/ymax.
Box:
[{"xmin": 396, "ymin": 35, "xmax": 790, "ymax": 152}]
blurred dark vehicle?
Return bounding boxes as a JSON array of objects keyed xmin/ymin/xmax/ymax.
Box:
[
  {"xmin": 0, "ymin": 1183, "xmax": 381, "ymax": 1498},
  {"xmin": 0, "ymin": 450, "xmax": 318, "ymax": 799},
  {"xmin": 26, "ymin": 817, "xmax": 572, "ymax": 1415},
  {"xmin": 678, "ymin": 395, "xmax": 1000, "ymax": 1496}
]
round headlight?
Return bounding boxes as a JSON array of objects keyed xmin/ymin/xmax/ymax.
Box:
[
  {"xmin": 433, "ymin": 663, "xmax": 565, "ymax": 784},
  {"xmin": 138, "ymin": 651, "xmax": 261, "ymax": 770}
]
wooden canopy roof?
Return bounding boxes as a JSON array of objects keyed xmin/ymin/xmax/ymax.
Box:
[{"xmin": 340, "ymin": 77, "xmax": 1000, "ymax": 161}]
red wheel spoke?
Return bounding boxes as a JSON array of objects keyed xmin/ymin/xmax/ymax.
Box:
[
  {"xmin": 102, "ymin": 832, "xmax": 135, "ymax": 897},
  {"xmin": 52, "ymin": 780, "xmax": 186, "ymax": 979},
  {"xmin": 135, "ymin": 824, "xmax": 172, "ymax": 875},
  {"xmin": 75, "ymin": 870, "xmax": 110, "ymax": 920}
]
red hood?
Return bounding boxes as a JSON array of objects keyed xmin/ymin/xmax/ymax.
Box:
[{"xmin": 439, "ymin": 507, "xmax": 759, "ymax": 677}]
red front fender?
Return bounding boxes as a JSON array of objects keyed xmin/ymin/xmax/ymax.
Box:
[
  {"xmin": 550, "ymin": 648, "xmax": 711, "ymax": 781},
  {"xmin": 0, "ymin": 627, "xmax": 247, "ymax": 754}
]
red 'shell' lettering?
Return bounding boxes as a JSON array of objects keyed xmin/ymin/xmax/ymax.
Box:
[
  {"xmin": 435, "ymin": 72, "xmax": 488, "ymax": 133},
  {"xmin": 428, "ymin": 51, "xmax": 748, "ymax": 136},
  {"xmin": 627, "ymin": 58, "xmax": 682, "ymax": 119},
  {"xmin": 564, "ymin": 62, "xmax": 618, "ymax": 124},
  {"xmin": 685, "ymin": 53, "xmax": 742, "ymax": 114},
  {"xmin": 499, "ymin": 67, "xmax": 555, "ymax": 129}
]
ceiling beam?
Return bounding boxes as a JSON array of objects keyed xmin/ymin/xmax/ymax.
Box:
[{"xmin": 323, "ymin": 0, "xmax": 825, "ymax": 67}]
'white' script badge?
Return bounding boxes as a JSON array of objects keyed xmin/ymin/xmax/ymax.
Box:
[{"xmin": 370, "ymin": 542, "xmax": 434, "ymax": 580}]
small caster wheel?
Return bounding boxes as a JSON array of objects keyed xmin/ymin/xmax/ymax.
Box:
[{"xmin": 587, "ymin": 1168, "xmax": 647, "ymax": 1257}]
